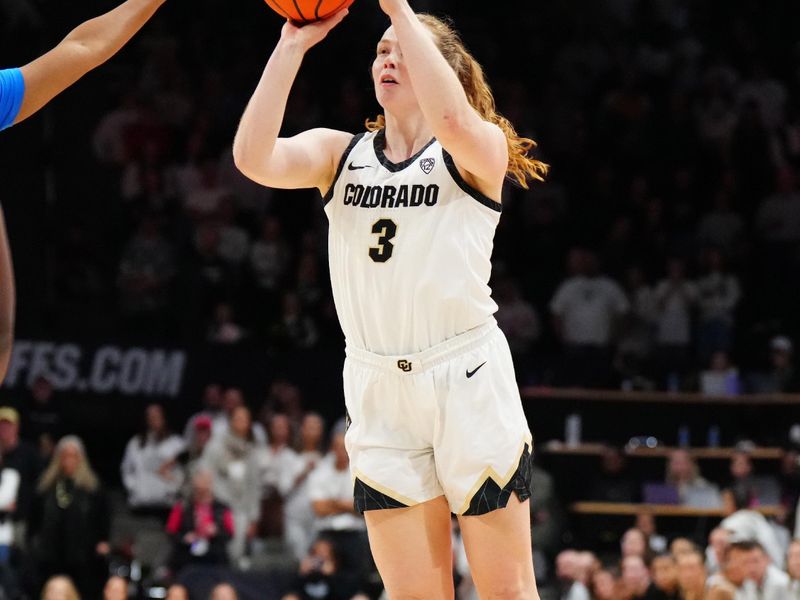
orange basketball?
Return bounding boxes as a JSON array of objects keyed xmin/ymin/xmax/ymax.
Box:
[{"xmin": 264, "ymin": 0, "xmax": 355, "ymax": 23}]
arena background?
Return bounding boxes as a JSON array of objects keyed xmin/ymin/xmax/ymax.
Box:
[{"xmin": 2, "ymin": 0, "xmax": 800, "ymax": 598}]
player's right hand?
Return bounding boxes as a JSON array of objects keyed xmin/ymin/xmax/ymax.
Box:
[{"xmin": 280, "ymin": 9, "xmax": 348, "ymax": 52}]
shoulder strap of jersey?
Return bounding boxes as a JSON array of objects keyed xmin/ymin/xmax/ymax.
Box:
[{"xmin": 322, "ymin": 132, "xmax": 367, "ymax": 204}]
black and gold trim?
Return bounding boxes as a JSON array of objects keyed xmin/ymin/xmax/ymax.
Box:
[
  {"xmin": 442, "ymin": 149, "xmax": 502, "ymax": 213},
  {"xmin": 462, "ymin": 444, "xmax": 532, "ymax": 516},
  {"xmin": 373, "ymin": 129, "xmax": 436, "ymax": 173},
  {"xmin": 322, "ymin": 132, "xmax": 366, "ymax": 205},
  {"xmin": 354, "ymin": 477, "xmax": 410, "ymax": 513}
]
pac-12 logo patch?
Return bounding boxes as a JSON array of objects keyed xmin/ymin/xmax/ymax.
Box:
[{"xmin": 419, "ymin": 158, "xmax": 436, "ymax": 174}]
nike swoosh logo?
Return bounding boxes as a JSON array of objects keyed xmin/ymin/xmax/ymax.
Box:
[
  {"xmin": 348, "ymin": 163, "xmax": 371, "ymax": 170},
  {"xmin": 466, "ymin": 362, "xmax": 487, "ymax": 379}
]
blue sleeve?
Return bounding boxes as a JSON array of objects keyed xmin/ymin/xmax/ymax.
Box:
[{"xmin": 0, "ymin": 68, "xmax": 25, "ymax": 131}]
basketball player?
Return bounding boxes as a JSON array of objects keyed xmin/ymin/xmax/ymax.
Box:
[
  {"xmin": 233, "ymin": 1, "xmax": 547, "ymax": 597},
  {"xmin": 0, "ymin": 0, "xmax": 167, "ymax": 379}
]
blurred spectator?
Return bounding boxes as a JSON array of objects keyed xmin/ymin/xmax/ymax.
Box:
[
  {"xmin": 272, "ymin": 292, "xmax": 319, "ymax": 351},
  {"xmin": 550, "ymin": 248, "xmax": 629, "ymax": 387},
  {"xmin": 182, "ymin": 158, "xmax": 231, "ymax": 222},
  {"xmin": 209, "ymin": 388, "xmax": 267, "ymax": 446},
  {"xmin": 308, "ymin": 430, "xmax": 367, "ymax": 576},
  {"xmin": 589, "ymin": 447, "xmax": 638, "ymax": 503},
  {"xmin": 652, "ymin": 258, "xmax": 697, "ymax": 387},
  {"xmin": 649, "ymin": 554, "xmax": 679, "ymax": 600},
  {"xmin": 0, "ymin": 406, "xmax": 40, "ymax": 546},
  {"xmin": 588, "ymin": 568, "xmax": 617, "ymax": 600},
  {"xmin": 529, "ymin": 459, "xmax": 565, "ymax": 581},
  {"xmin": 749, "ymin": 335, "xmax": 800, "ymax": 393},
  {"xmin": 24, "ymin": 376, "xmax": 63, "ymax": 461},
  {"xmin": 216, "ymin": 197, "xmax": 250, "ymax": 266},
  {"xmin": 166, "ymin": 584, "xmax": 189, "ymax": 600},
  {"xmin": 117, "ymin": 215, "xmax": 176, "ymax": 330},
  {"xmin": 32, "ymin": 436, "xmax": 110, "ymax": 599},
  {"xmin": 708, "ymin": 540, "xmax": 748, "ymax": 597},
  {"xmin": 0, "ymin": 446, "xmax": 19, "ymax": 563},
  {"xmin": 494, "ymin": 275, "xmax": 541, "ymax": 362},
  {"xmin": 209, "ymin": 582, "xmax": 238, "ymax": 600},
  {"xmin": 249, "ymin": 215, "xmax": 292, "ymax": 317},
  {"xmin": 741, "ymin": 540, "xmax": 790, "ymax": 599},
  {"xmin": 728, "ymin": 450, "xmax": 782, "ymax": 507},
  {"xmin": 280, "ymin": 537, "xmax": 362, "ymax": 600},
  {"xmin": 621, "ymin": 528, "xmax": 652, "ymax": 562},
  {"xmin": 166, "ymin": 468, "xmax": 233, "ymax": 572},
  {"xmin": 201, "ymin": 405, "xmax": 261, "ymax": 565},
  {"xmin": 103, "ymin": 575, "xmax": 128, "ymax": 600},
  {"xmin": 40, "ymin": 575, "xmax": 81, "ymax": 600},
  {"xmin": 281, "ymin": 413, "xmax": 326, "ymax": 561},
  {"xmin": 184, "ymin": 384, "xmax": 224, "ymax": 445},
  {"xmin": 674, "ymin": 549, "xmax": 707, "ymax": 600},
  {"xmin": 620, "ymin": 555, "xmax": 659, "ymax": 599},
  {"xmin": 178, "ymin": 415, "xmax": 213, "ymax": 487},
  {"xmin": 788, "ymin": 539, "xmax": 800, "ymax": 594},
  {"xmin": 121, "ymin": 404, "xmax": 185, "ymax": 518},
  {"xmin": 696, "ymin": 190, "xmax": 745, "ymax": 255},
  {"xmin": 257, "ymin": 413, "xmax": 296, "ymax": 538},
  {"xmin": 720, "ymin": 488, "xmax": 786, "ymax": 568},
  {"xmin": 665, "ymin": 449, "xmax": 720, "ymax": 507},
  {"xmin": 616, "ymin": 265, "xmax": 655, "ymax": 383},
  {"xmin": 635, "ymin": 512, "xmax": 667, "ymax": 555},
  {"xmin": 695, "ymin": 248, "xmax": 741, "ymax": 361},
  {"xmin": 555, "ymin": 549, "xmax": 592, "ymax": 600},
  {"xmin": 207, "ymin": 302, "xmax": 247, "ymax": 344},
  {"xmin": 705, "ymin": 527, "xmax": 731, "ymax": 576},
  {"xmin": 670, "ymin": 538, "xmax": 698, "ymax": 559},
  {"xmin": 700, "ymin": 351, "xmax": 741, "ymax": 396}
]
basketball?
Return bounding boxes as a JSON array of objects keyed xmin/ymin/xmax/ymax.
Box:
[{"xmin": 264, "ymin": 0, "xmax": 355, "ymax": 23}]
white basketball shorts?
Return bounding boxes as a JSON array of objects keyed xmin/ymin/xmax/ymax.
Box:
[{"xmin": 343, "ymin": 321, "xmax": 533, "ymax": 516}]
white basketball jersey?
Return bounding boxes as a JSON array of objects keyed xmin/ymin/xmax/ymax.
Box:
[{"xmin": 323, "ymin": 129, "xmax": 501, "ymax": 356}]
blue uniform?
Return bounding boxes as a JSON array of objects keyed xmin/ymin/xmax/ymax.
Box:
[{"xmin": 0, "ymin": 68, "xmax": 25, "ymax": 131}]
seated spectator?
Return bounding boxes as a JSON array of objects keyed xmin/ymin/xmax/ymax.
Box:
[
  {"xmin": 210, "ymin": 388, "xmax": 267, "ymax": 446},
  {"xmin": 166, "ymin": 468, "xmax": 233, "ymax": 572},
  {"xmin": 280, "ymin": 537, "xmax": 363, "ymax": 600},
  {"xmin": 589, "ymin": 447, "xmax": 639, "ymax": 503},
  {"xmin": 32, "ymin": 436, "xmax": 110, "ymax": 599},
  {"xmin": 728, "ymin": 450, "xmax": 781, "ymax": 507},
  {"xmin": 555, "ymin": 549, "xmax": 593, "ymax": 600},
  {"xmin": 748, "ymin": 335, "xmax": 800, "ymax": 393},
  {"xmin": 40, "ymin": 575, "xmax": 81, "ymax": 600},
  {"xmin": 700, "ymin": 351, "xmax": 741, "ymax": 396},
  {"xmin": 705, "ymin": 527, "xmax": 730, "ymax": 575},
  {"xmin": 209, "ymin": 583, "xmax": 238, "ymax": 600},
  {"xmin": 178, "ymin": 414, "xmax": 214, "ymax": 488},
  {"xmin": 695, "ymin": 247, "xmax": 740, "ymax": 362},
  {"xmin": 620, "ymin": 555, "xmax": 660, "ymax": 599},
  {"xmin": 650, "ymin": 554, "xmax": 679, "ymax": 600},
  {"xmin": 183, "ymin": 384, "xmax": 224, "ymax": 445},
  {"xmin": 201, "ymin": 405, "xmax": 261, "ymax": 565},
  {"xmin": 741, "ymin": 540, "xmax": 790, "ymax": 599},
  {"xmin": 669, "ymin": 538, "xmax": 698, "ymax": 559},
  {"xmin": 788, "ymin": 539, "xmax": 800, "ymax": 595},
  {"xmin": 720, "ymin": 488, "xmax": 785, "ymax": 568},
  {"xmin": 674, "ymin": 549, "xmax": 707, "ymax": 600},
  {"xmin": 708, "ymin": 540, "xmax": 750, "ymax": 597},
  {"xmin": 0, "ymin": 406, "xmax": 41, "ymax": 549},
  {"xmin": 257, "ymin": 413, "xmax": 297, "ymax": 538},
  {"xmin": 121, "ymin": 403, "xmax": 185, "ymax": 518},
  {"xmin": 621, "ymin": 528, "xmax": 652, "ymax": 562},
  {"xmin": 588, "ymin": 568, "xmax": 618, "ymax": 600},
  {"xmin": 308, "ymin": 429, "xmax": 368, "ymax": 576},
  {"xmin": 206, "ymin": 302, "xmax": 248, "ymax": 344},
  {"xmin": 103, "ymin": 575, "xmax": 128, "ymax": 600},
  {"xmin": 166, "ymin": 583, "xmax": 190, "ymax": 600},
  {"xmin": 635, "ymin": 512, "xmax": 667, "ymax": 554},
  {"xmin": 665, "ymin": 449, "xmax": 721, "ymax": 507},
  {"xmin": 281, "ymin": 413, "xmax": 326, "ymax": 561}
]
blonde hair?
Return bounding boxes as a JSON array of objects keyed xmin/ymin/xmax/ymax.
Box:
[
  {"xmin": 37, "ymin": 435, "xmax": 99, "ymax": 494},
  {"xmin": 41, "ymin": 575, "xmax": 81, "ymax": 600},
  {"xmin": 366, "ymin": 14, "xmax": 548, "ymax": 189}
]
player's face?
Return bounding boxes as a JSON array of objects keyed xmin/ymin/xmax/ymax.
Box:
[{"xmin": 372, "ymin": 26, "xmax": 419, "ymax": 113}]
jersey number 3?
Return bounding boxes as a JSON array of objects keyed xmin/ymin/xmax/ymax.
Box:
[{"xmin": 369, "ymin": 219, "xmax": 397, "ymax": 263}]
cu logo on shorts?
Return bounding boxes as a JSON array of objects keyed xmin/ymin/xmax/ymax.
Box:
[{"xmin": 397, "ymin": 359, "xmax": 412, "ymax": 372}]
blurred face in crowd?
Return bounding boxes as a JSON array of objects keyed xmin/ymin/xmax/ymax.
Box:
[
  {"xmin": 0, "ymin": 418, "xmax": 18, "ymax": 449},
  {"xmin": 788, "ymin": 541, "xmax": 800, "ymax": 579},
  {"xmin": 59, "ymin": 442, "xmax": 82, "ymax": 477},
  {"xmin": 670, "ymin": 537, "xmax": 696, "ymax": 558},
  {"xmin": 709, "ymin": 528, "xmax": 730, "ymax": 565},
  {"xmin": 331, "ymin": 432, "xmax": 348, "ymax": 468},
  {"xmin": 746, "ymin": 547, "xmax": 769, "ymax": 584},
  {"xmin": 193, "ymin": 470, "xmax": 214, "ymax": 503},
  {"xmin": 166, "ymin": 585, "xmax": 189, "ymax": 600},
  {"xmin": 668, "ymin": 451, "xmax": 695, "ymax": 484},
  {"xmin": 724, "ymin": 547, "xmax": 749, "ymax": 586},
  {"xmin": 204, "ymin": 384, "xmax": 223, "ymax": 410},
  {"xmin": 601, "ymin": 448, "xmax": 625, "ymax": 474},
  {"xmin": 635, "ymin": 512, "xmax": 656, "ymax": 536},
  {"xmin": 622, "ymin": 528, "xmax": 648, "ymax": 558},
  {"xmin": 591, "ymin": 569, "xmax": 617, "ymax": 600},
  {"xmin": 42, "ymin": 576, "xmax": 79, "ymax": 600},
  {"xmin": 621, "ymin": 555, "xmax": 651, "ymax": 594},
  {"xmin": 146, "ymin": 404, "xmax": 166, "ymax": 433},
  {"xmin": 676, "ymin": 552, "xmax": 706, "ymax": 592},
  {"xmin": 229, "ymin": 406, "xmax": 252, "ymax": 439},
  {"xmin": 32, "ymin": 377, "xmax": 54, "ymax": 404},
  {"xmin": 210, "ymin": 583, "xmax": 238, "ymax": 600},
  {"xmin": 269, "ymin": 414, "xmax": 291, "ymax": 447},
  {"xmin": 223, "ymin": 388, "xmax": 244, "ymax": 414},
  {"xmin": 651, "ymin": 555, "xmax": 678, "ymax": 592},
  {"xmin": 103, "ymin": 576, "xmax": 127, "ymax": 600},
  {"xmin": 301, "ymin": 413, "xmax": 324, "ymax": 450},
  {"xmin": 730, "ymin": 452, "xmax": 752, "ymax": 480},
  {"xmin": 556, "ymin": 550, "xmax": 579, "ymax": 581}
]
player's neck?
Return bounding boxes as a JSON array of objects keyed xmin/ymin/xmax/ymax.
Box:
[{"xmin": 382, "ymin": 112, "xmax": 433, "ymax": 162}]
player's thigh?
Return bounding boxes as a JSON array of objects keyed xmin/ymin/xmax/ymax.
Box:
[
  {"xmin": 364, "ymin": 495, "xmax": 454, "ymax": 600},
  {"xmin": 458, "ymin": 494, "xmax": 540, "ymax": 600}
]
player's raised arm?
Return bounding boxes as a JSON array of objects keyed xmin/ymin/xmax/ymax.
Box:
[
  {"xmin": 377, "ymin": 0, "xmax": 508, "ymax": 193},
  {"xmin": 232, "ymin": 14, "xmax": 353, "ymax": 194},
  {"xmin": 0, "ymin": 207, "xmax": 14, "ymax": 381},
  {"xmin": 14, "ymin": 0, "xmax": 167, "ymax": 125}
]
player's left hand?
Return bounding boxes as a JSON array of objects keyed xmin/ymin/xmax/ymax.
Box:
[{"xmin": 378, "ymin": 0, "xmax": 410, "ymax": 18}]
